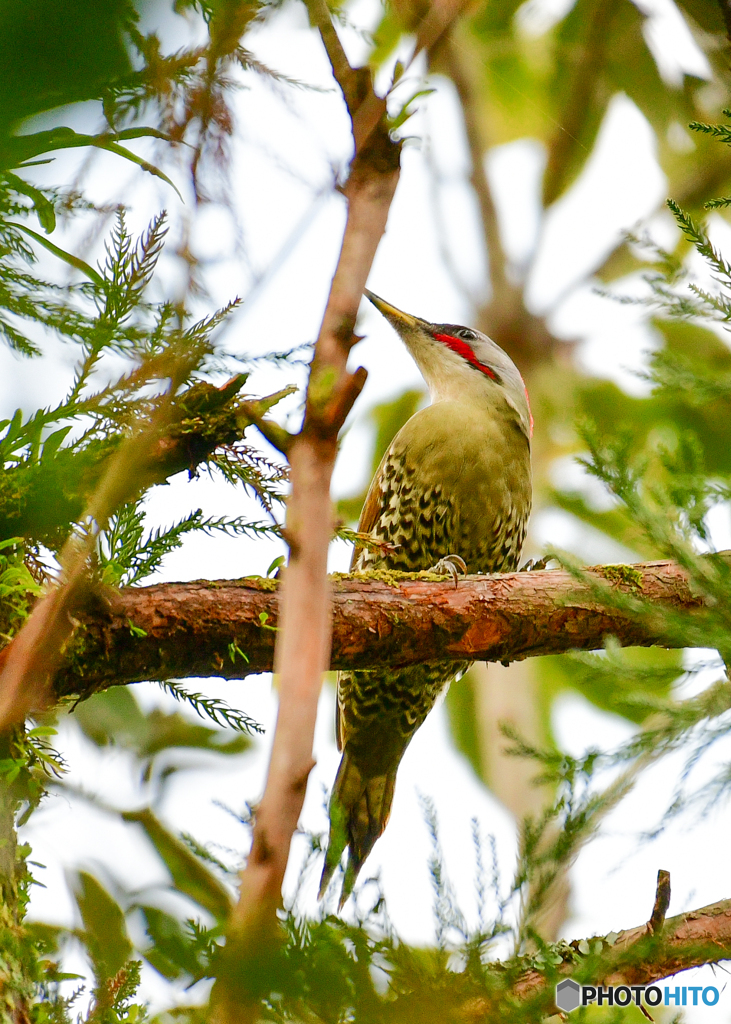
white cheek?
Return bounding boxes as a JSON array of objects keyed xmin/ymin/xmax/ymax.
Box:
[{"xmin": 401, "ymin": 330, "xmax": 503, "ymax": 404}]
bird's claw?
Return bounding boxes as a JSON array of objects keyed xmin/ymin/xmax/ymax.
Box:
[
  {"xmin": 429, "ymin": 554, "xmax": 467, "ymax": 588},
  {"xmin": 519, "ymin": 556, "xmax": 550, "ymax": 572}
]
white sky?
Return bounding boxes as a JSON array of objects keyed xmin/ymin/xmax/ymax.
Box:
[{"xmin": 5, "ymin": 0, "xmax": 731, "ymax": 1017}]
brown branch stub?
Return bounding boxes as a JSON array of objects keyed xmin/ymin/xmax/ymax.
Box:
[
  {"xmin": 648, "ymin": 870, "xmax": 671, "ymax": 936},
  {"xmin": 601, "ymin": 895, "xmax": 731, "ymax": 986},
  {"xmin": 54, "ymin": 558, "xmax": 705, "ymax": 696}
]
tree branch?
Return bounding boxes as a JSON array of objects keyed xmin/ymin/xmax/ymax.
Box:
[
  {"xmin": 0, "ymin": 372, "xmax": 296, "ymax": 730},
  {"xmin": 208, "ymin": 4, "xmax": 405, "ymax": 1015},
  {"xmin": 438, "ymin": 28, "xmax": 564, "ymax": 372},
  {"xmin": 648, "ymin": 869, "xmax": 671, "ymax": 937},
  {"xmin": 53, "ymin": 558, "xmax": 704, "ymax": 696},
  {"xmin": 439, "ymin": 29, "xmax": 508, "ymax": 303},
  {"xmin": 511, "ymin": 896, "xmax": 731, "ymax": 1015}
]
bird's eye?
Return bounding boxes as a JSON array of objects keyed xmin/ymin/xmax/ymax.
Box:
[{"xmin": 456, "ymin": 328, "xmax": 477, "ymax": 341}]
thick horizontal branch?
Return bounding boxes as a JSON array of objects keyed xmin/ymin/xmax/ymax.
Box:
[{"xmin": 55, "ymin": 559, "xmax": 701, "ymax": 696}]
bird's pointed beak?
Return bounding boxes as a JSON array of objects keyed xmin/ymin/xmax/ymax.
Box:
[{"xmin": 364, "ymin": 289, "xmax": 421, "ymax": 330}]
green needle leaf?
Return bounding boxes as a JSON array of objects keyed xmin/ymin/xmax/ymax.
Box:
[
  {"xmin": 6, "ymin": 221, "xmax": 103, "ymax": 285},
  {"xmin": 4, "ymin": 172, "xmax": 56, "ymax": 232}
]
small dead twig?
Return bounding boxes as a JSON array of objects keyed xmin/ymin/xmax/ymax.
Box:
[{"xmin": 648, "ymin": 869, "xmax": 671, "ymax": 936}]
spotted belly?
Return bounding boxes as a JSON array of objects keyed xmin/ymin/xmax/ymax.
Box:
[
  {"xmin": 354, "ymin": 448, "xmax": 527, "ymax": 575},
  {"xmin": 341, "ymin": 431, "xmax": 528, "ymax": 765}
]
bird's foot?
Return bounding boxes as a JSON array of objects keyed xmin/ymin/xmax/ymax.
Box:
[
  {"xmin": 519, "ymin": 556, "xmax": 550, "ymax": 572},
  {"xmin": 428, "ymin": 554, "xmax": 467, "ymax": 588}
]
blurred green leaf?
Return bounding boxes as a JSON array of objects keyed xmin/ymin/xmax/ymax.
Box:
[
  {"xmin": 465, "ymin": 1, "xmax": 545, "ymax": 143},
  {"xmin": 24, "ymin": 920, "xmax": 65, "ymax": 957},
  {"xmin": 41, "ymin": 426, "xmax": 72, "ymax": 461},
  {"xmin": 70, "ymin": 870, "xmax": 132, "ymax": 982},
  {"xmin": 0, "ymin": 0, "xmax": 133, "ymax": 132},
  {"xmin": 1, "ymin": 126, "xmax": 179, "ymax": 198},
  {"xmin": 658, "ymin": 317, "xmax": 731, "ymax": 371},
  {"xmin": 141, "ymin": 708, "xmax": 251, "ymax": 758},
  {"xmin": 535, "ymin": 646, "xmax": 683, "ymax": 725},
  {"xmin": 7, "ymin": 221, "xmax": 104, "ymax": 284},
  {"xmin": 90, "ymin": 135, "xmax": 182, "ymax": 199},
  {"xmin": 138, "ymin": 905, "xmax": 206, "ymax": 981},
  {"xmin": 72, "ymin": 686, "xmax": 148, "ymax": 748},
  {"xmin": 388, "ymin": 87, "xmax": 436, "ymax": 132},
  {"xmin": 122, "ymin": 808, "xmax": 232, "ymax": 921},
  {"xmin": 541, "ymin": 0, "xmax": 616, "ymax": 206},
  {"xmin": 3, "ymin": 172, "xmax": 56, "ymax": 232},
  {"xmin": 72, "ymin": 686, "xmax": 252, "ymax": 761},
  {"xmin": 676, "ymin": 0, "xmax": 726, "ymax": 33}
]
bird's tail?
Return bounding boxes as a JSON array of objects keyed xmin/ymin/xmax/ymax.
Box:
[{"xmin": 318, "ymin": 748, "xmax": 398, "ymax": 908}]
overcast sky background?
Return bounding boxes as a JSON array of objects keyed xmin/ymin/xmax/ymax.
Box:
[{"xmin": 4, "ymin": 0, "xmax": 731, "ymax": 1016}]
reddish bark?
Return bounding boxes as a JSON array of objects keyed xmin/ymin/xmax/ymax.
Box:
[{"xmin": 55, "ymin": 560, "xmax": 703, "ymax": 695}]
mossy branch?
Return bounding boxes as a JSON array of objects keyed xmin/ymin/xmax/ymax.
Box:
[
  {"xmin": 44, "ymin": 557, "xmax": 710, "ymax": 697},
  {"xmin": 510, "ymin": 894, "xmax": 731, "ymax": 1016}
]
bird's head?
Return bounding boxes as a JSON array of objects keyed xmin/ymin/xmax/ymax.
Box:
[{"xmin": 365, "ymin": 289, "xmax": 532, "ymax": 439}]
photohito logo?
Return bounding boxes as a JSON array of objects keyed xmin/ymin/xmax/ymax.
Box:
[{"xmin": 555, "ymin": 980, "xmax": 721, "ymax": 1013}]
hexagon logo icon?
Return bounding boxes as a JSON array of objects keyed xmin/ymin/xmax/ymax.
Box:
[{"xmin": 555, "ymin": 979, "xmax": 581, "ymax": 1013}]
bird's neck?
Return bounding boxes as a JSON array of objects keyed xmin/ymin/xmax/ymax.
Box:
[
  {"xmin": 427, "ymin": 379, "xmax": 530, "ymax": 442},
  {"xmin": 428, "ymin": 374, "xmax": 502, "ymax": 409}
]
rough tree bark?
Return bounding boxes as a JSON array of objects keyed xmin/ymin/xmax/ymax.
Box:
[
  {"xmin": 52, "ymin": 558, "xmax": 705, "ymax": 694},
  {"xmin": 510, "ymin": 896, "xmax": 731, "ymax": 1016},
  {"xmin": 0, "ymin": 372, "xmax": 294, "ymax": 730}
]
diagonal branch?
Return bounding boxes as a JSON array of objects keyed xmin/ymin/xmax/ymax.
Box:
[
  {"xmin": 440, "ymin": 29, "xmax": 509, "ymax": 305},
  {"xmin": 510, "ymin": 895, "xmax": 731, "ymax": 1016},
  {"xmin": 208, "ymin": 5, "xmax": 480, "ymax": 1013},
  {"xmin": 208, "ymin": 6, "xmax": 404, "ymax": 1019}
]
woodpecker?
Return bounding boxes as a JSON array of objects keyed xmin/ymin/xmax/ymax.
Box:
[{"xmin": 319, "ymin": 290, "xmax": 533, "ymax": 906}]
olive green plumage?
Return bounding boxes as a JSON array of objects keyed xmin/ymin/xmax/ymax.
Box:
[{"xmin": 319, "ymin": 292, "xmax": 532, "ymax": 907}]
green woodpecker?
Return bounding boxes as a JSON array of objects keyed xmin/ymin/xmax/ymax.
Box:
[{"xmin": 319, "ymin": 290, "xmax": 533, "ymax": 906}]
